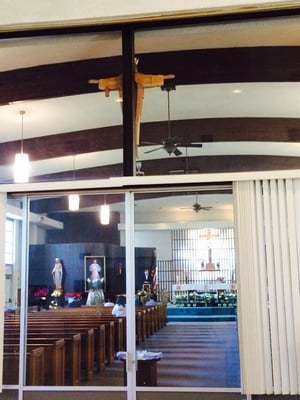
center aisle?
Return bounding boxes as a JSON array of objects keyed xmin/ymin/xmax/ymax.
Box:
[{"xmin": 87, "ymin": 321, "xmax": 240, "ymax": 388}]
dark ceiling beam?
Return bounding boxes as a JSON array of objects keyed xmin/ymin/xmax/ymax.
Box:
[
  {"xmin": 1, "ymin": 45, "xmax": 299, "ymax": 182},
  {"xmin": 0, "ymin": 56, "xmax": 122, "ymax": 105},
  {"xmin": 140, "ymin": 117, "xmax": 300, "ymax": 145},
  {"xmin": 0, "ymin": 125, "xmax": 123, "ymax": 164},
  {"xmin": 138, "ymin": 47, "xmax": 300, "ymax": 84},
  {"xmin": 1, "ymin": 47, "xmax": 300, "ymax": 104},
  {"xmin": 1, "ymin": 117, "xmax": 300, "ymax": 166},
  {"xmin": 21, "ymin": 154, "xmax": 300, "ymax": 185}
]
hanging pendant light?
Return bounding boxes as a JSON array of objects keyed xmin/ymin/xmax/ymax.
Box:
[
  {"xmin": 68, "ymin": 194, "xmax": 80, "ymax": 211},
  {"xmin": 100, "ymin": 196, "xmax": 110, "ymax": 225},
  {"xmin": 14, "ymin": 111, "xmax": 30, "ymax": 183},
  {"xmin": 68, "ymin": 155, "xmax": 80, "ymax": 211}
]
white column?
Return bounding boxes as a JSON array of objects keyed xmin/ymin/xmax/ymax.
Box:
[{"xmin": 0, "ymin": 192, "xmax": 7, "ymax": 390}]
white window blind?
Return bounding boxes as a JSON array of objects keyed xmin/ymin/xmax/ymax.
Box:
[{"xmin": 233, "ymin": 178, "xmax": 300, "ymax": 395}]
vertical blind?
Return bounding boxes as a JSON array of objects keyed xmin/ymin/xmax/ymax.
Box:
[{"xmin": 233, "ymin": 178, "xmax": 300, "ymax": 395}]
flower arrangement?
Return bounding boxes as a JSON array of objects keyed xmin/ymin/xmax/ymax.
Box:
[
  {"xmin": 137, "ymin": 289, "xmax": 147, "ymax": 297},
  {"xmin": 137, "ymin": 289, "xmax": 149, "ymax": 305},
  {"xmin": 51, "ymin": 289, "xmax": 63, "ymax": 297},
  {"xmin": 33, "ymin": 288, "xmax": 49, "ymax": 298},
  {"xmin": 65, "ymin": 292, "xmax": 81, "ymax": 298}
]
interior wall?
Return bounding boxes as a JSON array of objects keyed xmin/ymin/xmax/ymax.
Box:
[
  {"xmin": 120, "ymin": 221, "xmax": 234, "ymax": 261},
  {"xmin": 46, "ymin": 212, "xmax": 120, "ymax": 245},
  {"xmin": 29, "ymin": 224, "xmax": 46, "ymax": 245},
  {"xmin": 0, "ymin": 0, "xmax": 283, "ymax": 30},
  {"xmin": 126, "ymin": 230, "xmax": 172, "ymax": 260}
]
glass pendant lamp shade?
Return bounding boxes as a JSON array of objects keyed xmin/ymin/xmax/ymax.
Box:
[
  {"xmin": 14, "ymin": 110, "xmax": 30, "ymax": 183},
  {"xmin": 68, "ymin": 155, "xmax": 80, "ymax": 211},
  {"xmin": 68, "ymin": 194, "xmax": 80, "ymax": 211},
  {"xmin": 100, "ymin": 204, "xmax": 110, "ymax": 225},
  {"xmin": 14, "ymin": 153, "xmax": 30, "ymax": 183}
]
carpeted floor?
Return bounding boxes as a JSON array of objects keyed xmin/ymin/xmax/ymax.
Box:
[
  {"xmin": 87, "ymin": 321, "xmax": 240, "ymax": 388},
  {"xmin": 138, "ymin": 321, "xmax": 240, "ymax": 387}
]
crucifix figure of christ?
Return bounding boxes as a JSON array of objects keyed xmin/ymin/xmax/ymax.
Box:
[
  {"xmin": 200, "ymin": 229, "xmax": 220, "ymax": 270},
  {"xmin": 88, "ymin": 58, "xmax": 175, "ymax": 155}
]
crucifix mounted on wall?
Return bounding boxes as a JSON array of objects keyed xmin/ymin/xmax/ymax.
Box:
[
  {"xmin": 200, "ymin": 229, "xmax": 220, "ymax": 270},
  {"xmin": 89, "ymin": 58, "xmax": 175, "ymax": 155}
]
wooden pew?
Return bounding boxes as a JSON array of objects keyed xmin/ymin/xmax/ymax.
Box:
[
  {"xmin": 4, "ymin": 337, "xmax": 64, "ymax": 385},
  {"xmin": 25, "ymin": 325, "xmax": 93, "ymax": 382},
  {"xmin": 28, "ymin": 310, "xmax": 116, "ymax": 367},
  {"xmin": 64, "ymin": 333, "xmax": 81, "ymax": 386},
  {"xmin": 4, "ymin": 326, "xmax": 81, "ymax": 386},
  {"xmin": 3, "ymin": 303, "xmax": 167, "ymax": 387},
  {"xmin": 6, "ymin": 315, "xmax": 105, "ymax": 378},
  {"xmin": 29, "ymin": 346, "xmax": 45, "ymax": 386},
  {"xmin": 3, "ymin": 345, "xmax": 45, "ymax": 386}
]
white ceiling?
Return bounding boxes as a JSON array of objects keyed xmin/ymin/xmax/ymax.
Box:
[{"xmin": 3, "ymin": 14, "xmax": 300, "ymax": 222}]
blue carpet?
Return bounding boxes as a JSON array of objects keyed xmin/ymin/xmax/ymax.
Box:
[
  {"xmin": 138, "ymin": 321, "xmax": 241, "ymax": 388},
  {"xmin": 167, "ymin": 306, "xmax": 237, "ymax": 322}
]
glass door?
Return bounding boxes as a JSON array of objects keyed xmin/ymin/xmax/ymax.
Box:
[
  {"xmin": 5, "ymin": 192, "xmax": 130, "ymax": 400},
  {"xmin": 133, "ymin": 186, "xmax": 240, "ymax": 399}
]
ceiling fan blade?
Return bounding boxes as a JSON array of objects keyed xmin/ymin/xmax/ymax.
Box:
[
  {"xmin": 173, "ymin": 148, "xmax": 183, "ymax": 156},
  {"xmin": 187, "ymin": 142, "xmax": 203, "ymax": 148},
  {"xmin": 141, "ymin": 141, "xmax": 159, "ymax": 145},
  {"xmin": 144, "ymin": 146, "xmax": 165, "ymax": 154},
  {"xmin": 180, "ymin": 206, "xmax": 212, "ymax": 211}
]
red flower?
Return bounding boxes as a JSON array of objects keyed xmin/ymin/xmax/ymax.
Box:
[
  {"xmin": 34, "ymin": 288, "xmax": 49, "ymax": 297},
  {"xmin": 65, "ymin": 292, "xmax": 81, "ymax": 298}
]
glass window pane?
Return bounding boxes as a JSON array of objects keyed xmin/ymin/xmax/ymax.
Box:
[
  {"xmin": 134, "ymin": 188, "xmax": 240, "ymax": 388},
  {"xmin": 5, "ymin": 219, "xmax": 15, "ymax": 265},
  {"xmin": 0, "ymin": 30, "xmax": 123, "ymax": 184},
  {"xmin": 4, "ymin": 204, "xmax": 22, "ymax": 385},
  {"xmin": 135, "ymin": 18, "xmax": 300, "ymax": 176},
  {"xmin": 23, "ymin": 192, "xmax": 125, "ymax": 387}
]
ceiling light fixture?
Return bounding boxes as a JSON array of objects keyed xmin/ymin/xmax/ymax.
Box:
[
  {"xmin": 136, "ymin": 161, "xmax": 144, "ymax": 176},
  {"xmin": 100, "ymin": 196, "xmax": 110, "ymax": 225},
  {"xmin": 68, "ymin": 194, "xmax": 80, "ymax": 211},
  {"xmin": 14, "ymin": 110, "xmax": 30, "ymax": 183},
  {"xmin": 68, "ymin": 156, "xmax": 80, "ymax": 211}
]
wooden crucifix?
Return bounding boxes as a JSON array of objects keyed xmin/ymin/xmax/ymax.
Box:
[
  {"xmin": 89, "ymin": 58, "xmax": 175, "ymax": 154},
  {"xmin": 200, "ymin": 229, "xmax": 220, "ymax": 270}
]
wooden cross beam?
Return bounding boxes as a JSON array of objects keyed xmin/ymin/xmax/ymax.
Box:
[
  {"xmin": 199, "ymin": 229, "xmax": 220, "ymax": 270},
  {"xmin": 199, "ymin": 229, "xmax": 219, "ymax": 241}
]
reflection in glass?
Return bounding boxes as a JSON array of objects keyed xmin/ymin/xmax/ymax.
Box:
[
  {"xmin": 135, "ymin": 20, "xmax": 300, "ymax": 177},
  {"xmin": 5, "ymin": 193, "xmax": 129, "ymax": 387},
  {"xmin": 3, "ymin": 215, "xmax": 22, "ymax": 385},
  {"xmin": 134, "ymin": 189, "xmax": 240, "ymax": 387},
  {"xmin": 0, "ymin": 30, "xmax": 123, "ymax": 184}
]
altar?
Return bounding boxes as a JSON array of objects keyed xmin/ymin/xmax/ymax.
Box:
[{"xmin": 172, "ymin": 282, "xmax": 235, "ymax": 300}]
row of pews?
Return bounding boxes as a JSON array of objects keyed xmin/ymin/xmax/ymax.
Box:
[{"xmin": 3, "ymin": 303, "xmax": 167, "ymax": 386}]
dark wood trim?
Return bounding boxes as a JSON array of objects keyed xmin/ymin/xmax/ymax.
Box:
[{"xmin": 122, "ymin": 27, "xmax": 136, "ymax": 176}]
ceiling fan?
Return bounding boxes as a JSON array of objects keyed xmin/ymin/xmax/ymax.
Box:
[
  {"xmin": 180, "ymin": 196, "xmax": 213, "ymax": 213},
  {"xmin": 143, "ymin": 84, "xmax": 203, "ymax": 157}
]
